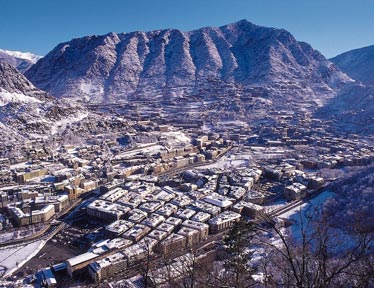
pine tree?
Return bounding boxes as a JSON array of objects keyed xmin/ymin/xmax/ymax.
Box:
[{"xmin": 222, "ymin": 219, "xmax": 257, "ymax": 288}]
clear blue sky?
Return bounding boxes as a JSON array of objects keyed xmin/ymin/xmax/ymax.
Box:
[{"xmin": 0, "ymin": 0, "xmax": 373, "ymax": 58}]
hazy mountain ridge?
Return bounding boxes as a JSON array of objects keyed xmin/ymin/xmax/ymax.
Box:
[
  {"xmin": 316, "ymin": 83, "xmax": 374, "ymax": 134},
  {"xmin": 25, "ymin": 20, "xmax": 352, "ymax": 103},
  {"xmin": 331, "ymin": 45, "xmax": 374, "ymax": 86},
  {"xmin": 0, "ymin": 49, "xmax": 42, "ymax": 73}
]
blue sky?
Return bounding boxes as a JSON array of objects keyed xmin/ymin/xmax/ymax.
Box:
[{"xmin": 0, "ymin": 0, "xmax": 373, "ymax": 58}]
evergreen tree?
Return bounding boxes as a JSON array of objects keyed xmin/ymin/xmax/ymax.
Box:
[{"xmin": 222, "ymin": 219, "xmax": 257, "ymax": 288}]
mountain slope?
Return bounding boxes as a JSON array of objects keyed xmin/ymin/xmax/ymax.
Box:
[
  {"xmin": 0, "ymin": 49, "xmax": 42, "ymax": 73},
  {"xmin": 331, "ymin": 45, "xmax": 374, "ymax": 86},
  {"xmin": 25, "ymin": 20, "xmax": 352, "ymax": 104},
  {"xmin": 0, "ymin": 61, "xmax": 50, "ymax": 102},
  {"xmin": 316, "ymin": 83, "xmax": 374, "ymax": 134},
  {"xmin": 0, "ymin": 62, "xmax": 87, "ymax": 140}
]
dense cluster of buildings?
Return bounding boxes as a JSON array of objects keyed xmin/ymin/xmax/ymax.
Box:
[{"xmin": 1, "ymin": 99, "xmax": 374, "ymax": 287}]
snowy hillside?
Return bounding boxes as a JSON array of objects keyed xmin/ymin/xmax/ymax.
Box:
[
  {"xmin": 316, "ymin": 82, "xmax": 374, "ymax": 133},
  {"xmin": 0, "ymin": 62, "xmax": 88, "ymax": 140},
  {"xmin": 25, "ymin": 19, "xmax": 352, "ymax": 104},
  {"xmin": 0, "ymin": 62, "xmax": 50, "ymax": 101},
  {"xmin": 331, "ymin": 45, "xmax": 374, "ymax": 86},
  {"xmin": 0, "ymin": 88, "xmax": 42, "ymax": 106}
]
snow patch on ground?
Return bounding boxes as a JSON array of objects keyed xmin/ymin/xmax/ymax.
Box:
[
  {"xmin": 0, "ymin": 240, "xmax": 46, "ymax": 278},
  {"xmin": 278, "ymin": 191, "xmax": 335, "ymax": 220},
  {"xmin": 79, "ymin": 81, "xmax": 104, "ymax": 102},
  {"xmin": 50, "ymin": 111, "xmax": 89, "ymax": 135},
  {"xmin": 263, "ymin": 199, "xmax": 288, "ymax": 212},
  {"xmin": 114, "ymin": 144, "xmax": 164, "ymax": 160},
  {"xmin": 196, "ymin": 150, "xmax": 252, "ymax": 170},
  {"xmin": 0, "ymin": 89, "xmax": 42, "ymax": 106},
  {"xmin": 160, "ymin": 131, "xmax": 191, "ymax": 145},
  {"xmin": 277, "ymin": 191, "xmax": 337, "ymax": 242},
  {"xmin": 219, "ymin": 120, "xmax": 249, "ymax": 127}
]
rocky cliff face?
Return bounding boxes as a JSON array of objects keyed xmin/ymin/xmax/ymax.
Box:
[
  {"xmin": 331, "ymin": 45, "xmax": 374, "ymax": 86},
  {"xmin": 0, "ymin": 62, "xmax": 50, "ymax": 103},
  {"xmin": 25, "ymin": 20, "xmax": 352, "ymax": 103}
]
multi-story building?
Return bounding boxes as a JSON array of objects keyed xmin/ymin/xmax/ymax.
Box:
[
  {"xmin": 203, "ymin": 193, "xmax": 234, "ymax": 211},
  {"xmin": 191, "ymin": 211, "xmax": 211, "ymax": 223},
  {"xmin": 105, "ymin": 220, "xmax": 134, "ymax": 238},
  {"xmin": 87, "ymin": 200, "xmax": 130, "ymax": 222},
  {"xmin": 156, "ymin": 222, "xmax": 176, "ymax": 235},
  {"xmin": 157, "ymin": 233, "xmax": 187, "ymax": 255},
  {"xmin": 155, "ymin": 203, "xmax": 178, "ymax": 217},
  {"xmin": 175, "ymin": 208, "xmax": 196, "ymax": 220},
  {"xmin": 67, "ymin": 251, "xmax": 102, "ymax": 277},
  {"xmin": 182, "ymin": 220, "xmax": 209, "ymax": 240},
  {"xmin": 165, "ymin": 216, "xmax": 183, "ymax": 228},
  {"xmin": 147, "ymin": 229, "xmax": 169, "ymax": 241},
  {"xmin": 127, "ymin": 209, "xmax": 148, "ymax": 223},
  {"xmin": 8, "ymin": 204, "xmax": 55, "ymax": 226},
  {"xmin": 124, "ymin": 237, "xmax": 157, "ymax": 266},
  {"xmin": 177, "ymin": 227, "xmax": 201, "ymax": 247},
  {"xmin": 122, "ymin": 224, "xmax": 151, "ymax": 242},
  {"xmin": 141, "ymin": 213, "xmax": 165, "ymax": 228},
  {"xmin": 188, "ymin": 200, "xmax": 221, "ymax": 216},
  {"xmin": 284, "ymin": 183, "xmax": 307, "ymax": 201},
  {"xmin": 208, "ymin": 211, "xmax": 241, "ymax": 233},
  {"xmin": 88, "ymin": 252, "xmax": 127, "ymax": 284},
  {"xmin": 139, "ymin": 201, "xmax": 163, "ymax": 213},
  {"xmin": 100, "ymin": 187, "xmax": 127, "ymax": 203}
]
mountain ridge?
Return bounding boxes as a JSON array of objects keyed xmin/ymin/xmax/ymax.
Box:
[{"xmin": 25, "ymin": 19, "xmax": 352, "ymax": 104}]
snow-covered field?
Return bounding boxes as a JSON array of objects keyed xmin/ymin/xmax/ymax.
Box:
[
  {"xmin": 0, "ymin": 232, "xmax": 20, "ymax": 243},
  {"xmin": 114, "ymin": 144, "xmax": 164, "ymax": 160},
  {"xmin": 196, "ymin": 150, "xmax": 252, "ymax": 170},
  {"xmin": 278, "ymin": 190, "xmax": 335, "ymax": 219},
  {"xmin": 0, "ymin": 225, "xmax": 46, "ymax": 244},
  {"xmin": 159, "ymin": 131, "xmax": 191, "ymax": 145},
  {"xmin": 0, "ymin": 240, "xmax": 46, "ymax": 278},
  {"xmin": 218, "ymin": 120, "xmax": 249, "ymax": 127},
  {"xmin": 263, "ymin": 199, "xmax": 288, "ymax": 212}
]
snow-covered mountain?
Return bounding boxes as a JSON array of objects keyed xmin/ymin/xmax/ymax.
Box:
[
  {"xmin": 25, "ymin": 20, "xmax": 352, "ymax": 104},
  {"xmin": 331, "ymin": 45, "xmax": 374, "ymax": 86},
  {"xmin": 319, "ymin": 45, "xmax": 374, "ymax": 133},
  {"xmin": 0, "ymin": 62, "xmax": 88, "ymax": 140},
  {"xmin": 0, "ymin": 49, "xmax": 42, "ymax": 73},
  {"xmin": 0, "ymin": 62, "xmax": 50, "ymax": 102}
]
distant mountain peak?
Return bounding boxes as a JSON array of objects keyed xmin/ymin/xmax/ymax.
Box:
[
  {"xmin": 0, "ymin": 49, "xmax": 42, "ymax": 63},
  {"xmin": 0, "ymin": 49, "xmax": 42, "ymax": 73}
]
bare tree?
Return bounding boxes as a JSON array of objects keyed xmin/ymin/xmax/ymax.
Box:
[
  {"xmin": 257, "ymin": 208, "xmax": 374, "ymax": 288},
  {"xmin": 138, "ymin": 240, "xmax": 155, "ymax": 288}
]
